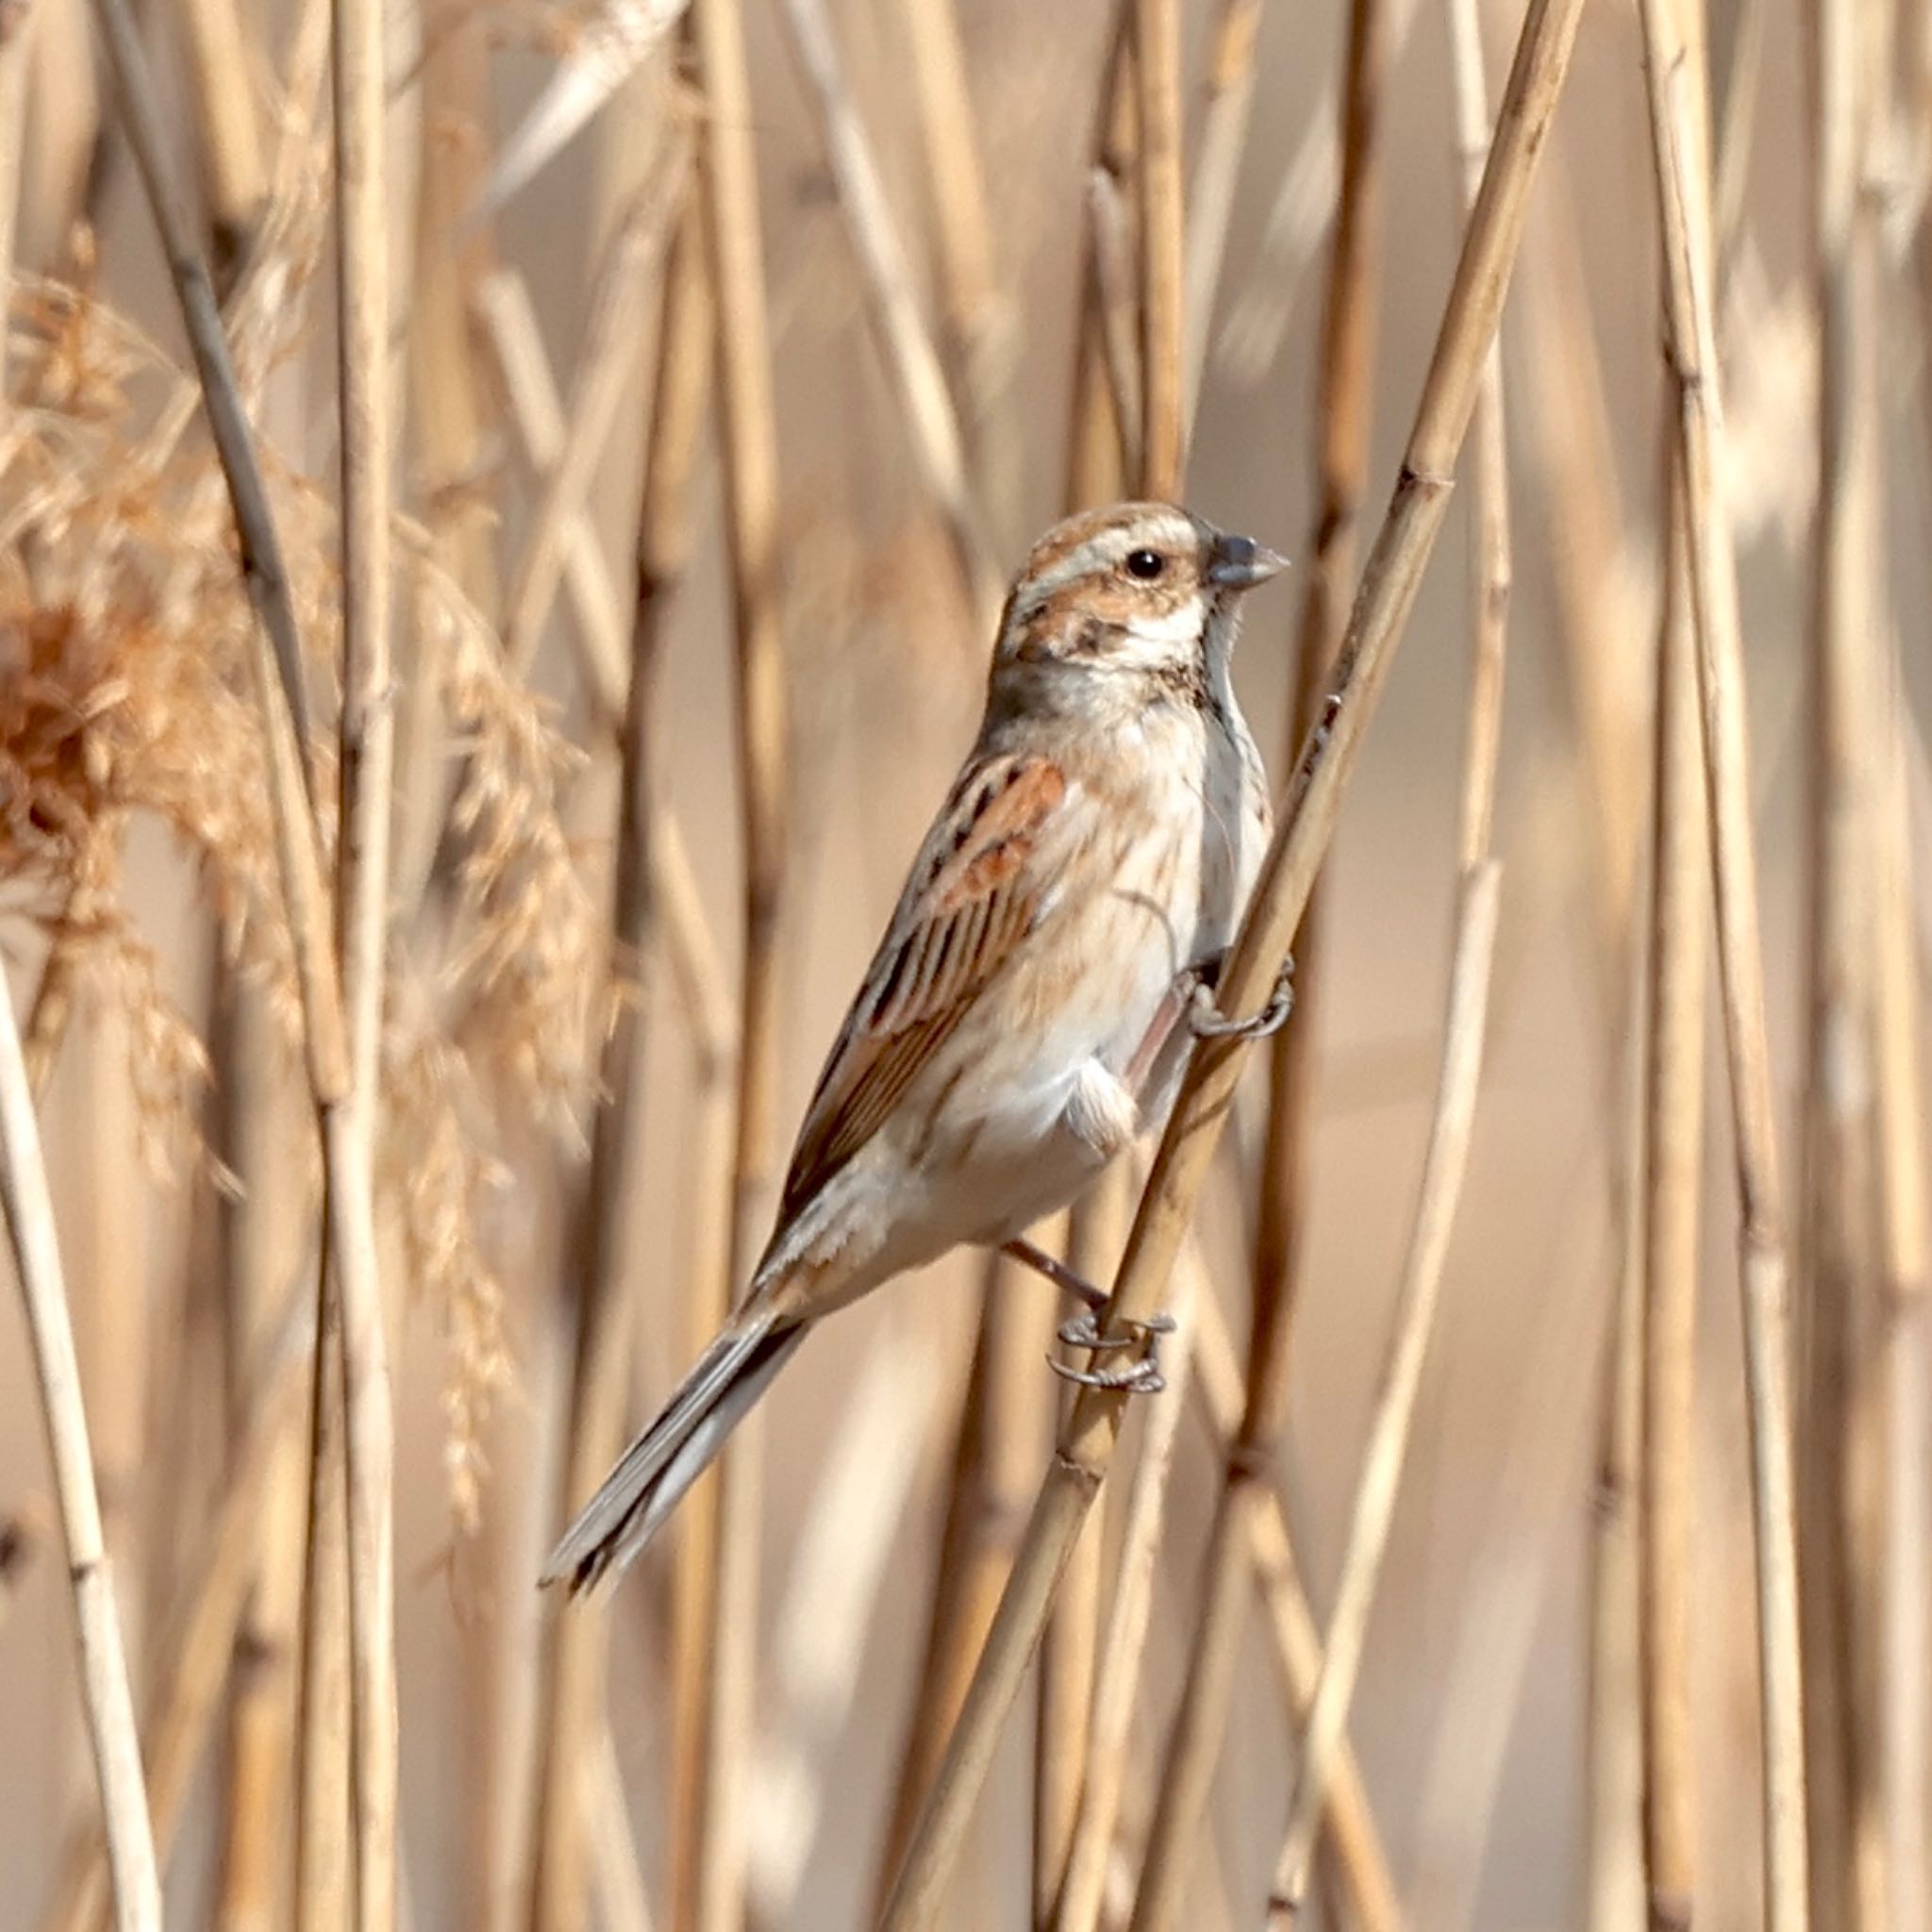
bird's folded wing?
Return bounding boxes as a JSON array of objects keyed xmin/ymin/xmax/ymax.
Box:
[{"xmin": 777, "ymin": 753, "xmax": 1072, "ymax": 1217}]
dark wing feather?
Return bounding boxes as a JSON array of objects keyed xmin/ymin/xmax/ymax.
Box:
[{"xmin": 777, "ymin": 754, "xmax": 1069, "ymax": 1219}]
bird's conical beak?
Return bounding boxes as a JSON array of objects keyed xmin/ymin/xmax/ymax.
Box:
[{"xmin": 1206, "ymin": 532, "xmax": 1289, "ymax": 591}]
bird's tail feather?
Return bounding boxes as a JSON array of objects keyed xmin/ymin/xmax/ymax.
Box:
[{"xmin": 541, "ymin": 1308, "xmax": 807, "ymax": 1595}]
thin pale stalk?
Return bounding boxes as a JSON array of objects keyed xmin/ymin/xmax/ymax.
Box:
[
  {"xmin": 1, "ymin": 984, "xmax": 160, "ymax": 1932},
  {"xmin": 0, "ymin": 0, "xmax": 34, "ymax": 403},
  {"xmin": 526, "ymin": 178, "xmax": 704, "ymax": 1932},
  {"xmin": 1051, "ymin": 1244, "xmax": 1198, "ymax": 1932},
  {"xmin": 871, "ymin": 1252, "xmax": 1048, "ymax": 1917},
  {"xmin": 689, "ymin": 4, "xmax": 787, "ymax": 1922},
  {"xmin": 1635, "ymin": 0, "xmax": 1809, "ymax": 1912},
  {"xmin": 1126, "ymin": 0, "xmax": 1389, "ymax": 1910},
  {"xmin": 1640, "ymin": 455, "xmax": 1707, "ymax": 1931},
  {"xmin": 1036, "ymin": 1178, "xmax": 1126, "ymax": 1921},
  {"xmin": 174, "ymin": 0, "xmax": 266, "ymax": 282},
  {"xmin": 329, "ymin": 0, "xmax": 401, "ymax": 1910},
  {"xmin": 88, "ymin": 0, "xmax": 317, "ymax": 763},
  {"xmin": 1264, "ymin": 861, "xmax": 1501, "ymax": 1920},
  {"xmin": 774, "ymin": 0, "xmax": 999, "ymax": 619},
  {"xmin": 747, "ymin": 1315, "xmax": 952, "ymax": 1925},
  {"xmin": 42, "ymin": 1285, "xmax": 315, "ymax": 1932},
  {"xmin": 1874, "ymin": 632, "xmax": 1930, "ymax": 1932},
  {"xmin": 499, "ymin": 142, "xmax": 691, "ymax": 684},
  {"xmin": 878, "ymin": 6, "xmax": 1589, "ymax": 1914},
  {"xmin": 1800, "ymin": 0, "xmax": 1888, "ymax": 1919},
  {"xmin": 1134, "ymin": 0, "xmax": 1183, "ymax": 497},
  {"xmin": 900, "ymin": 0, "xmax": 1016, "ymax": 528},
  {"xmin": 1181, "ymin": 0, "xmax": 1265, "ymax": 441}
]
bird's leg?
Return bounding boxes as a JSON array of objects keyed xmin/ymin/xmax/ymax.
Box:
[
  {"xmin": 1188, "ymin": 949, "xmax": 1295, "ymax": 1042},
  {"xmin": 1000, "ymin": 1236, "xmax": 1176, "ymax": 1394}
]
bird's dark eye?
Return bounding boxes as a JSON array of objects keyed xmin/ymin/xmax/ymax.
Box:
[{"xmin": 1125, "ymin": 548, "xmax": 1166, "ymax": 580}]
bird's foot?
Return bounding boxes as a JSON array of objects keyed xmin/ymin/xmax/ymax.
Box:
[
  {"xmin": 1189, "ymin": 951, "xmax": 1295, "ymax": 1042},
  {"xmin": 1000, "ymin": 1238, "xmax": 1174, "ymax": 1395}
]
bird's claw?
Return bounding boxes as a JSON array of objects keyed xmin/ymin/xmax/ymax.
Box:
[
  {"xmin": 1189, "ymin": 953, "xmax": 1295, "ymax": 1041},
  {"xmin": 1049, "ymin": 1307, "xmax": 1177, "ymax": 1394}
]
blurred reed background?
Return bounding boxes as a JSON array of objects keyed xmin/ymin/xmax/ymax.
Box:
[{"xmin": 1, "ymin": 0, "xmax": 1927, "ymax": 1926}]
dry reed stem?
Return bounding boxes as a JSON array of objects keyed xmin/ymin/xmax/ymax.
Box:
[
  {"xmin": 1051, "ymin": 1241, "xmax": 1197, "ymax": 1932},
  {"xmin": 688, "ymin": 3, "xmax": 787, "ymax": 1921},
  {"xmin": 1874, "ymin": 631, "xmax": 1930, "ymax": 1932},
  {"xmin": 1133, "ymin": 0, "xmax": 1183, "ymax": 497},
  {"xmin": 0, "ymin": 0, "xmax": 34, "ymax": 403},
  {"xmin": 500, "ymin": 141, "xmax": 690, "ymax": 686},
  {"xmin": 210, "ymin": 984, "xmax": 308, "ymax": 1932},
  {"xmin": 526, "ymin": 173, "xmax": 705, "ymax": 1932},
  {"xmin": 88, "ymin": 0, "xmax": 317, "ymax": 764},
  {"xmin": 326, "ymin": 0, "xmax": 402, "ymax": 1912},
  {"xmin": 1035, "ymin": 1182, "xmax": 1125, "ymax": 1922},
  {"xmin": 878, "ymin": 5, "xmax": 1587, "ymax": 1916},
  {"xmin": 1800, "ymin": 0, "xmax": 1888, "ymax": 1919},
  {"xmin": 42, "ymin": 1283, "xmax": 315, "ymax": 1932},
  {"xmin": 870, "ymin": 1251, "xmax": 1047, "ymax": 1915},
  {"xmin": 0, "ymin": 985, "xmax": 160, "ymax": 1932},
  {"xmin": 775, "ymin": 0, "xmax": 999, "ymax": 620},
  {"xmin": 394, "ymin": 4, "xmax": 501, "ymax": 909},
  {"xmin": 900, "ymin": 0, "xmax": 1016, "ymax": 531},
  {"xmin": 1640, "ymin": 452, "xmax": 1707, "ymax": 1930},
  {"xmin": 1089, "ymin": 167, "xmax": 1146, "ymax": 489},
  {"xmin": 1636, "ymin": 0, "xmax": 1810, "ymax": 1914},
  {"xmin": 1184, "ymin": 1291, "xmax": 1399, "ymax": 1929},
  {"xmin": 1263, "ymin": 861, "xmax": 1501, "ymax": 1921},
  {"xmin": 747, "ymin": 1315, "xmax": 950, "ymax": 1924},
  {"xmin": 590, "ymin": 1724, "xmax": 656, "ymax": 1932},
  {"xmin": 174, "ymin": 0, "xmax": 266, "ymax": 281},
  {"xmin": 1126, "ymin": 0, "xmax": 1389, "ymax": 1910},
  {"xmin": 1181, "ymin": 0, "xmax": 1265, "ymax": 441}
]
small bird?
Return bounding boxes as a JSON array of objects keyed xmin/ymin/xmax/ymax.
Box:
[{"xmin": 543, "ymin": 501, "xmax": 1287, "ymax": 1593}]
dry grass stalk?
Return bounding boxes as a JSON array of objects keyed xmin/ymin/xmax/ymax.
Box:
[
  {"xmin": 746, "ymin": 1314, "xmax": 952, "ymax": 1924},
  {"xmin": 500, "ymin": 140, "xmax": 690, "ymax": 687},
  {"xmin": 1126, "ymin": 0, "xmax": 1390, "ymax": 1909},
  {"xmin": 1798, "ymin": 0, "xmax": 1888, "ymax": 1920},
  {"xmin": 87, "ymin": 0, "xmax": 317, "ymax": 762},
  {"xmin": 1635, "ymin": 0, "xmax": 1810, "ymax": 1913},
  {"xmin": 0, "ymin": 0, "xmax": 34, "ymax": 402},
  {"xmin": 211, "ymin": 982, "xmax": 309, "ymax": 1932},
  {"xmin": 775, "ymin": 0, "xmax": 999, "ymax": 619},
  {"xmin": 685, "ymin": 2, "xmax": 788, "ymax": 1920},
  {"xmin": 525, "ymin": 170, "xmax": 705, "ymax": 1932},
  {"xmin": 878, "ymin": 0, "xmax": 1588, "ymax": 1916},
  {"xmin": 1133, "ymin": 0, "xmax": 1183, "ymax": 497},
  {"xmin": 870, "ymin": 1250, "xmax": 1047, "ymax": 1915},
  {"xmin": 42, "ymin": 1280, "xmax": 314, "ymax": 1932},
  {"xmin": 0, "ymin": 983, "xmax": 160, "ymax": 1932},
  {"xmin": 899, "ymin": 0, "xmax": 1016, "ymax": 531},
  {"xmin": 1874, "ymin": 632, "xmax": 1930, "ymax": 1932},
  {"xmin": 1640, "ymin": 453, "xmax": 1707, "ymax": 1930},
  {"xmin": 1181, "ymin": 0, "xmax": 1265, "ymax": 439},
  {"xmin": 174, "ymin": 0, "xmax": 266, "ymax": 283},
  {"xmin": 325, "ymin": 0, "xmax": 402, "ymax": 1912},
  {"xmin": 1035, "ymin": 1182, "xmax": 1124, "ymax": 1922},
  {"xmin": 1265, "ymin": 860, "xmax": 1501, "ymax": 1921}
]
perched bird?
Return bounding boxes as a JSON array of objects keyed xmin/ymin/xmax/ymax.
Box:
[{"xmin": 543, "ymin": 501, "xmax": 1287, "ymax": 1594}]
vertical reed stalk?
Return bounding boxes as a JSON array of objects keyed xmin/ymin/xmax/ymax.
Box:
[
  {"xmin": 0, "ymin": 0, "xmax": 36, "ymax": 402},
  {"xmin": 526, "ymin": 178, "xmax": 708, "ymax": 1932},
  {"xmin": 1126, "ymin": 0, "xmax": 1389, "ymax": 1910},
  {"xmin": 687, "ymin": 4, "xmax": 787, "ymax": 1922},
  {"xmin": 1640, "ymin": 453, "xmax": 1707, "ymax": 1932},
  {"xmin": 0, "ymin": 984, "xmax": 160, "ymax": 1932},
  {"xmin": 174, "ymin": 0, "xmax": 266, "ymax": 283},
  {"xmin": 1800, "ymin": 0, "xmax": 1887, "ymax": 1918},
  {"xmin": 327, "ymin": 0, "xmax": 400, "ymax": 1914},
  {"xmin": 1133, "ymin": 0, "xmax": 1183, "ymax": 498},
  {"xmin": 878, "ymin": 1, "xmax": 1589, "ymax": 1916},
  {"xmin": 1635, "ymin": 0, "xmax": 1810, "ymax": 1912}
]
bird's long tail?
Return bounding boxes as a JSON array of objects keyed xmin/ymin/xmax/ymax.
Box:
[{"xmin": 541, "ymin": 1307, "xmax": 807, "ymax": 1595}]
